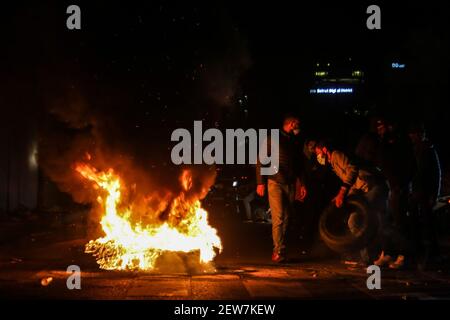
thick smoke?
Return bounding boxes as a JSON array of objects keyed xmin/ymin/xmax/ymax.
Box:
[
  {"xmin": 37, "ymin": 82, "xmax": 221, "ymax": 273},
  {"xmin": 38, "ymin": 84, "xmax": 217, "ymax": 232}
]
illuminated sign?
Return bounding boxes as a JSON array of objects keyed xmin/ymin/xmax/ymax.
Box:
[
  {"xmin": 392, "ymin": 62, "xmax": 405, "ymax": 69},
  {"xmin": 314, "ymin": 71, "xmax": 328, "ymax": 77},
  {"xmin": 310, "ymin": 88, "xmax": 353, "ymax": 94}
]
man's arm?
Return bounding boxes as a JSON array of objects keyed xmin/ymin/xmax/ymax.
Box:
[
  {"xmin": 334, "ymin": 151, "xmax": 358, "ymax": 189},
  {"xmin": 255, "ymin": 136, "xmax": 270, "ymax": 196},
  {"xmin": 295, "ymin": 141, "xmax": 308, "ymax": 201},
  {"xmin": 331, "ymin": 151, "xmax": 358, "ymax": 207}
]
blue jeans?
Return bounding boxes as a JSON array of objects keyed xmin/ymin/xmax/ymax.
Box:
[{"xmin": 267, "ymin": 179, "xmax": 295, "ymax": 254}]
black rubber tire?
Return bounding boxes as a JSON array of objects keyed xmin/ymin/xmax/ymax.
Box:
[{"xmin": 319, "ymin": 194, "xmax": 380, "ymax": 253}]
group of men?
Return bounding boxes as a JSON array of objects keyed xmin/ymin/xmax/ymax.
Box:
[{"xmin": 255, "ymin": 115, "xmax": 442, "ymax": 269}]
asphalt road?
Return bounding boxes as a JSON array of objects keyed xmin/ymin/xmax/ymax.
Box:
[{"xmin": 1, "ymin": 213, "xmax": 450, "ymax": 300}]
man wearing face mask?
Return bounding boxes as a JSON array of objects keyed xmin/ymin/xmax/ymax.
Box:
[
  {"xmin": 315, "ymin": 141, "xmax": 387, "ymax": 208},
  {"xmin": 256, "ymin": 115, "xmax": 304, "ymax": 263},
  {"xmin": 315, "ymin": 141, "xmax": 388, "ymax": 263}
]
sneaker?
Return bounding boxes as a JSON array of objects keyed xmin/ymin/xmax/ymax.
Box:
[
  {"xmin": 272, "ymin": 252, "xmax": 286, "ymax": 263},
  {"xmin": 389, "ymin": 255, "xmax": 405, "ymax": 269},
  {"xmin": 374, "ymin": 251, "xmax": 393, "ymax": 267}
]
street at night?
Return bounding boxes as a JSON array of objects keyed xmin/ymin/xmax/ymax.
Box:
[
  {"xmin": 2, "ymin": 210, "xmax": 450, "ymax": 300},
  {"xmin": 1, "ymin": 1, "xmax": 450, "ymax": 315}
]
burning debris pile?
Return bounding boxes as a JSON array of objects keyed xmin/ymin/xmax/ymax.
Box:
[
  {"xmin": 37, "ymin": 87, "xmax": 223, "ymax": 272},
  {"xmin": 75, "ymin": 163, "xmax": 222, "ymax": 271},
  {"xmin": 34, "ymin": 74, "xmax": 225, "ymax": 272}
]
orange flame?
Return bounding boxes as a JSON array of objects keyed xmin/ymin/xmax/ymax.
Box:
[{"xmin": 76, "ymin": 163, "xmax": 222, "ymax": 271}]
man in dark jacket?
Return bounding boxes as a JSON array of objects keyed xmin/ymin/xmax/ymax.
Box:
[
  {"xmin": 408, "ymin": 123, "xmax": 442, "ymax": 267},
  {"xmin": 356, "ymin": 117, "xmax": 416, "ymax": 269},
  {"xmin": 256, "ymin": 115, "xmax": 303, "ymax": 262},
  {"xmin": 298, "ymin": 139, "xmax": 333, "ymax": 251}
]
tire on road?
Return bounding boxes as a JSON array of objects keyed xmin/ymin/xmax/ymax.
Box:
[{"xmin": 319, "ymin": 195, "xmax": 380, "ymax": 253}]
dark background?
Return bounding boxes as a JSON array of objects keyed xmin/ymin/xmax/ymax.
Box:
[{"xmin": 1, "ymin": 0, "xmax": 449, "ymax": 212}]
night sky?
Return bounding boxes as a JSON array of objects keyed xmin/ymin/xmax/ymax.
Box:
[{"xmin": 1, "ymin": 1, "xmax": 449, "ymax": 175}]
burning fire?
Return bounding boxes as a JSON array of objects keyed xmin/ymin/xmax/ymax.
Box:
[{"xmin": 75, "ymin": 163, "xmax": 222, "ymax": 271}]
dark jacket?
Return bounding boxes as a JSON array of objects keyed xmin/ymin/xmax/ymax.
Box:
[
  {"xmin": 355, "ymin": 132, "xmax": 416, "ymax": 188},
  {"xmin": 411, "ymin": 140, "xmax": 441, "ymax": 199},
  {"xmin": 256, "ymin": 130, "xmax": 303, "ymax": 185}
]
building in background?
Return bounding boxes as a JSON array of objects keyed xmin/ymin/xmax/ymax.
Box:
[
  {"xmin": 0, "ymin": 121, "xmax": 39, "ymax": 214},
  {"xmin": 309, "ymin": 57, "xmax": 368, "ymax": 116}
]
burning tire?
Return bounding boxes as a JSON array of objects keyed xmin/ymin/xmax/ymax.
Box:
[{"xmin": 319, "ymin": 195, "xmax": 380, "ymax": 253}]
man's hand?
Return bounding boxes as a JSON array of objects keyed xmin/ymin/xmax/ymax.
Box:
[
  {"xmin": 256, "ymin": 184, "xmax": 265, "ymax": 197},
  {"xmin": 332, "ymin": 187, "xmax": 348, "ymax": 208},
  {"xmin": 299, "ymin": 186, "xmax": 307, "ymax": 201},
  {"xmin": 295, "ymin": 178, "xmax": 307, "ymax": 202},
  {"xmin": 333, "ymin": 193, "xmax": 345, "ymax": 208}
]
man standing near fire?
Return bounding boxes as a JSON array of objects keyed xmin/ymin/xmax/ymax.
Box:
[{"xmin": 256, "ymin": 115, "xmax": 305, "ymax": 263}]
